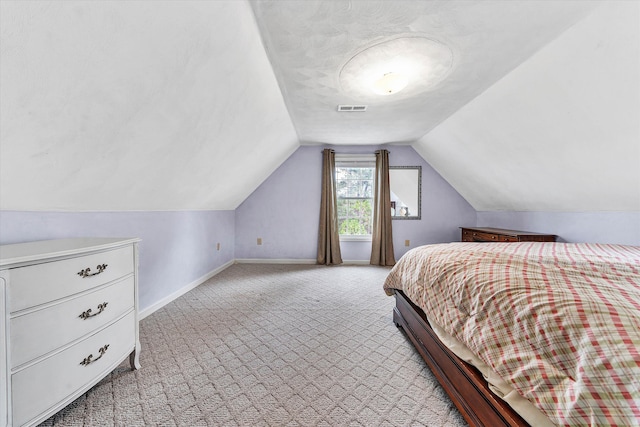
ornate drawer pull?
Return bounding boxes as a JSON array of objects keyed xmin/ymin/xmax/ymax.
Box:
[
  {"xmin": 77, "ymin": 264, "xmax": 108, "ymax": 278},
  {"xmin": 80, "ymin": 344, "xmax": 110, "ymax": 366},
  {"xmin": 78, "ymin": 302, "xmax": 108, "ymax": 320}
]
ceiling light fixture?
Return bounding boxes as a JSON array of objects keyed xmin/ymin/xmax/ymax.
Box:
[
  {"xmin": 339, "ymin": 36, "xmax": 454, "ymax": 100},
  {"xmin": 372, "ymin": 72, "xmax": 408, "ymax": 95}
]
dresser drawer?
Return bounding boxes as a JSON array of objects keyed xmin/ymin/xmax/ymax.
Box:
[
  {"xmin": 461, "ymin": 229, "xmax": 474, "ymax": 242},
  {"xmin": 11, "ymin": 312, "xmax": 135, "ymax": 426},
  {"xmin": 470, "ymin": 231, "xmax": 499, "ymax": 242},
  {"xmin": 10, "ymin": 277, "xmax": 134, "ymax": 368},
  {"xmin": 9, "ymin": 245, "xmax": 134, "ymax": 312}
]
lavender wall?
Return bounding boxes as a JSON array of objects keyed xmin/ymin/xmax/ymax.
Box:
[
  {"xmin": 235, "ymin": 145, "xmax": 476, "ymax": 262},
  {"xmin": 234, "ymin": 147, "xmax": 321, "ymax": 261},
  {"xmin": 477, "ymin": 211, "xmax": 640, "ymax": 245},
  {"xmin": 389, "ymin": 146, "xmax": 476, "ymax": 255},
  {"xmin": 0, "ymin": 210, "xmax": 235, "ymax": 312}
]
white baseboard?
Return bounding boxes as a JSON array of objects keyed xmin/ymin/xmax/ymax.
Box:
[
  {"xmin": 235, "ymin": 258, "xmax": 371, "ymax": 265},
  {"xmin": 235, "ymin": 258, "xmax": 317, "ymax": 264},
  {"xmin": 341, "ymin": 260, "xmax": 371, "ymax": 265},
  {"xmin": 139, "ymin": 259, "xmax": 234, "ymax": 320}
]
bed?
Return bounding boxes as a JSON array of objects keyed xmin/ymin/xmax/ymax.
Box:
[{"xmin": 383, "ymin": 242, "xmax": 640, "ymax": 427}]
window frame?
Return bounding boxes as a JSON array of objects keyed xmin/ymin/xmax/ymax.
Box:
[{"xmin": 334, "ymin": 154, "xmax": 376, "ymax": 242}]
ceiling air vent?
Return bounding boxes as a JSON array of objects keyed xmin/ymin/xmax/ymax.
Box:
[{"xmin": 337, "ymin": 105, "xmax": 367, "ymax": 112}]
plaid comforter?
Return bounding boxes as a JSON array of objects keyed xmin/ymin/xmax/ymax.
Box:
[{"xmin": 383, "ymin": 242, "xmax": 640, "ymax": 426}]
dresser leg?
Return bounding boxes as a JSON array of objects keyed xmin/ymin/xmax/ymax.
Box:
[{"xmin": 129, "ymin": 341, "xmax": 141, "ymax": 370}]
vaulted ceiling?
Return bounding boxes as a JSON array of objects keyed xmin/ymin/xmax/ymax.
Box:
[{"xmin": 1, "ymin": 1, "xmax": 638, "ymax": 212}]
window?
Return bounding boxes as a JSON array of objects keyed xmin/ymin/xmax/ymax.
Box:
[{"xmin": 335, "ymin": 155, "xmax": 375, "ymax": 240}]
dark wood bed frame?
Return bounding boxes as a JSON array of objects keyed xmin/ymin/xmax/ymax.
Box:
[{"xmin": 393, "ymin": 290, "xmax": 529, "ymax": 427}]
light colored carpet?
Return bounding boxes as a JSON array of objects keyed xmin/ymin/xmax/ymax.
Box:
[{"xmin": 40, "ymin": 264, "xmax": 467, "ymax": 426}]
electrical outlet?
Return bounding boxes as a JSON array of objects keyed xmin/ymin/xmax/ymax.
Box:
[
  {"xmin": 257, "ymin": 238, "xmax": 263, "ymax": 245},
  {"xmin": 405, "ymin": 239, "xmax": 410, "ymax": 247},
  {"xmin": 216, "ymin": 243, "xmax": 220, "ymax": 251}
]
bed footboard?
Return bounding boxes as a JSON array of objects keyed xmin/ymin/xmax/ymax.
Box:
[{"xmin": 393, "ymin": 290, "xmax": 528, "ymax": 427}]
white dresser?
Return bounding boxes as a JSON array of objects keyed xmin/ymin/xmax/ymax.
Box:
[{"xmin": 0, "ymin": 238, "xmax": 141, "ymax": 427}]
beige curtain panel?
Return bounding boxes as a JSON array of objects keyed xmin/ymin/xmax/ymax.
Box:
[
  {"xmin": 317, "ymin": 149, "xmax": 343, "ymax": 265},
  {"xmin": 370, "ymin": 149, "xmax": 396, "ymax": 266}
]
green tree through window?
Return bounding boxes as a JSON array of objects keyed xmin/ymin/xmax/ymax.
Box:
[{"xmin": 336, "ymin": 166, "xmax": 374, "ymax": 236}]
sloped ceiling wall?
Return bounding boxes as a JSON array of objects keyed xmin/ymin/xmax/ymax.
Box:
[
  {"xmin": 0, "ymin": 0, "xmax": 298, "ymax": 211},
  {"xmin": 414, "ymin": 1, "xmax": 640, "ymax": 212}
]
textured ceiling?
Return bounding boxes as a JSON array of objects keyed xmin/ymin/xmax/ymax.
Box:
[{"xmin": 250, "ymin": 0, "xmax": 600, "ymax": 145}]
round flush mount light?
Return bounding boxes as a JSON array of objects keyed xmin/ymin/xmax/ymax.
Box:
[
  {"xmin": 339, "ymin": 36, "xmax": 454, "ymax": 100},
  {"xmin": 372, "ymin": 72, "xmax": 409, "ymax": 95}
]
